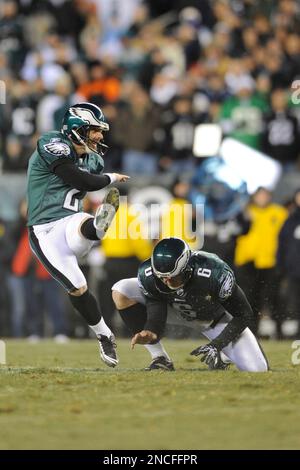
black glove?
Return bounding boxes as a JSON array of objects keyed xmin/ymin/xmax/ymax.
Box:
[{"xmin": 190, "ymin": 344, "xmax": 220, "ymax": 369}]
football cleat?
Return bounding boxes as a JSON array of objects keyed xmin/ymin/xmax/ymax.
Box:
[
  {"xmin": 94, "ymin": 187, "xmax": 120, "ymax": 237},
  {"xmin": 97, "ymin": 334, "xmax": 118, "ymax": 368},
  {"xmin": 145, "ymin": 356, "xmax": 175, "ymax": 371}
]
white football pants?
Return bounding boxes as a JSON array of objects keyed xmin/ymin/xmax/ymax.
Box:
[{"xmin": 29, "ymin": 212, "xmax": 95, "ymax": 292}]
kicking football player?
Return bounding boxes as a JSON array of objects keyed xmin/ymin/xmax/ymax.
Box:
[
  {"xmin": 27, "ymin": 102, "xmax": 129, "ymax": 367},
  {"xmin": 112, "ymin": 237, "xmax": 269, "ymax": 372}
]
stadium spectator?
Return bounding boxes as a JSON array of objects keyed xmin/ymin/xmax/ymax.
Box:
[
  {"xmin": 0, "ymin": 215, "xmax": 18, "ymax": 336},
  {"xmin": 138, "ymin": 46, "xmax": 171, "ymax": 91},
  {"xmin": 203, "ymin": 210, "xmax": 252, "ymax": 268},
  {"xmin": 234, "ymin": 187, "xmax": 288, "ymax": 336},
  {"xmin": 160, "ymin": 179, "xmax": 198, "ymax": 248},
  {"xmin": 220, "ymin": 67, "xmax": 269, "ymax": 149},
  {"xmin": 277, "ymin": 188, "xmax": 300, "ymax": 338},
  {"xmin": 76, "ymin": 60, "xmax": 121, "ymax": 103},
  {"xmin": 0, "ymin": 0, "xmax": 25, "ymax": 72},
  {"xmin": 150, "ymin": 66, "xmax": 180, "ymax": 107},
  {"xmin": 9, "ymin": 79, "xmax": 38, "ymax": 159},
  {"xmin": 262, "ymin": 88, "xmax": 300, "ymax": 169},
  {"xmin": 114, "ymin": 82, "xmax": 161, "ymax": 174},
  {"xmin": 158, "ymin": 95, "xmax": 196, "ymax": 173},
  {"xmin": 3, "ymin": 134, "xmax": 29, "ymax": 172},
  {"xmin": 36, "ymin": 74, "xmax": 75, "ymax": 133},
  {"xmin": 193, "ymin": 72, "xmax": 229, "ymax": 121}
]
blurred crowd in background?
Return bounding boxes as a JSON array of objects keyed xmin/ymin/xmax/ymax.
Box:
[{"xmin": 0, "ymin": 0, "xmax": 300, "ymax": 341}]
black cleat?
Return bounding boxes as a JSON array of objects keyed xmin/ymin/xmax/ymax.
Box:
[
  {"xmin": 145, "ymin": 356, "xmax": 175, "ymax": 371},
  {"xmin": 97, "ymin": 334, "xmax": 118, "ymax": 368}
]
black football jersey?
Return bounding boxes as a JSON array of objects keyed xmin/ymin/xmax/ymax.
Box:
[{"xmin": 138, "ymin": 251, "xmax": 236, "ymax": 322}]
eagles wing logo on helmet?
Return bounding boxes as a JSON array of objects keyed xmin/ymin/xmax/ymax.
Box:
[
  {"xmin": 44, "ymin": 142, "xmax": 71, "ymax": 156},
  {"xmin": 69, "ymin": 107, "xmax": 91, "ymax": 124}
]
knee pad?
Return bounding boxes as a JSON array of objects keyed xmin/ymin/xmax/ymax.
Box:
[{"xmin": 65, "ymin": 213, "xmax": 95, "ymax": 258}]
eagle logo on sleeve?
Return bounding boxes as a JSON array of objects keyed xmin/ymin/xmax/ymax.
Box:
[
  {"xmin": 219, "ymin": 271, "xmax": 235, "ymax": 300},
  {"xmin": 44, "ymin": 141, "xmax": 71, "ymax": 156}
]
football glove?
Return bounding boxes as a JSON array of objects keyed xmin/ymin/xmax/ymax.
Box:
[{"xmin": 190, "ymin": 344, "xmax": 220, "ymax": 369}]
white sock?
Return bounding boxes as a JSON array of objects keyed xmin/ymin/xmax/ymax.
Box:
[
  {"xmin": 144, "ymin": 342, "xmax": 170, "ymax": 360},
  {"xmin": 89, "ymin": 318, "xmax": 112, "ymax": 338}
]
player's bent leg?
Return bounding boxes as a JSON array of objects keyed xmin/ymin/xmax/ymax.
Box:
[
  {"xmin": 112, "ymin": 279, "xmax": 174, "ymax": 370},
  {"xmin": 69, "ymin": 285, "xmax": 118, "ymax": 368},
  {"xmin": 29, "ymin": 222, "xmax": 88, "ymax": 292},
  {"xmin": 112, "ymin": 278, "xmax": 147, "ymax": 306},
  {"xmin": 112, "ymin": 281, "xmax": 147, "ymax": 338},
  {"xmin": 65, "ymin": 213, "xmax": 95, "ymax": 258},
  {"xmin": 112, "ymin": 283, "xmax": 148, "ymax": 337},
  {"xmin": 112, "ymin": 279, "xmax": 148, "ymax": 333},
  {"xmin": 203, "ymin": 316, "xmax": 269, "ymax": 372},
  {"xmin": 30, "ymin": 218, "xmax": 118, "ymax": 367},
  {"xmin": 226, "ymin": 328, "xmax": 269, "ymax": 372},
  {"xmin": 112, "ymin": 290, "xmax": 138, "ymax": 310}
]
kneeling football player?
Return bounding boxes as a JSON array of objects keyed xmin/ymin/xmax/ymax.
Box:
[{"xmin": 112, "ymin": 237, "xmax": 269, "ymax": 372}]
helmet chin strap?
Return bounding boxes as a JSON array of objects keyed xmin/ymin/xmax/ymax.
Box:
[
  {"xmin": 71, "ymin": 129, "xmax": 90, "ymax": 153},
  {"xmin": 71, "ymin": 129, "xmax": 108, "ymax": 157},
  {"xmin": 166, "ymin": 269, "xmax": 193, "ymax": 290},
  {"xmin": 166, "ymin": 283, "xmax": 184, "ymax": 291}
]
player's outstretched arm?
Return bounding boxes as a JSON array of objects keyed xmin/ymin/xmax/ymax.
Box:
[
  {"xmin": 54, "ymin": 162, "xmax": 129, "ymax": 191},
  {"xmin": 106, "ymin": 173, "xmax": 130, "ymax": 183}
]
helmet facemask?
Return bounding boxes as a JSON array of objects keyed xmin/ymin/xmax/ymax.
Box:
[
  {"xmin": 72, "ymin": 124, "xmax": 109, "ymax": 157},
  {"xmin": 157, "ymin": 270, "xmax": 192, "ymax": 290}
]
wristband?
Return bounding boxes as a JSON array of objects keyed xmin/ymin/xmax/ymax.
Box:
[{"xmin": 103, "ymin": 173, "xmax": 117, "ymax": 184}]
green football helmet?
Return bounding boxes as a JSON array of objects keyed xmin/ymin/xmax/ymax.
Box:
[
  {"xmin": 62, "ymin": 102, "xmax": 109, "ymax": 157},
  {"xmin": 151, "ymin": 238, "xmax": 192, "ymax": 289}
]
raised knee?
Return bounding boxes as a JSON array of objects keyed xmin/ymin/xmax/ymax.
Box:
[
  {"xmin": 112, "ymin": 290, "xmax": 136, "ymax": 309},
  {"xmin": 69, "ymin": 285, "xmax": 88, "ymax": 296}
]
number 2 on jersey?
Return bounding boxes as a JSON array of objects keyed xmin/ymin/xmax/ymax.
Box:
[{"xmin": 63, "ymin": 188, "xmax": 83, "ymax": 212}]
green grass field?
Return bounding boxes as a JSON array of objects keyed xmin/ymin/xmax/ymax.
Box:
[{"xmin": 0, "ymin": 339, "xmax": 299, "ymax": 450}]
